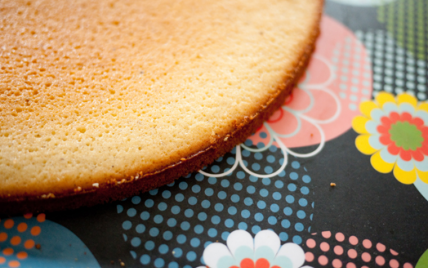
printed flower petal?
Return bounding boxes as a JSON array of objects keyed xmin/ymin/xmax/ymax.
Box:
[
  {"xmin": 387, "ymin": 143, "xmax": 400, "ymax": 155},
  {"xmin": 368, "ymin": 135, "xmax": 385, "ymax": 151},
  {"xmin": 422, "ymin": 126, "xmax": 428, "ymax": 136},
  {"xmin": 377, "ymin": 124, "xmax": 390, "ymax": 134},
  {"xmin": 379, "ymin": 134, "xmax": 392, "ymax": 146},
  {"xmin": 414, "ymin": 178, "xmax": 428, "ymax": 202},
  {"xmin": 254, "ymin": 230, "xmax": 280, "ymax": 264},
  {"xmin": 203, "ymin": 243, "xmax": 237, "ymax": 268},
  {"xmin": 356, "ymin": 135, "xmax": 378, "ymax": 155},
  {"xmin": 227, "ymin": 230, "xmax": 254, "ymax": 263},
  {"xmin": 417, "ymin": 169, "xmax": 428, "ymax": 184},
  {"xmin": 380, "ymin": 116, "xmax": 393, "ymax": 128},
  {"xmin": 371, "ymin": 150, "xmax": 395, "ymax": 173},
  {"xmin": 415, "ymin": 155, "xmax": 428, "ymax": 172},
  {"xmin": 397, "ymin": 93, "xmax": 418, "ymax": 107},
  {"xmin": 359, "ymin": 100, "xmax": 378, "ymax": 118},
  {"xmin": 418, "ymin": 102, "xmax": 428, "ymax": 113},
  {"xmin": 240, "ymin": 258, "xmax": 255, "ymax": 268},
  {"xmin": 275, "ymin": 243, "xmax": 305, "ymax": 268},
  {"xmin": 393, "ymin": 164, "xmax": 417, "ymax": 184},
  {"xmin": 375, "ymin": 92, "xmax": 396, "ymax": 108},
  {"xmin": 398, "ymin": 103, "xmax": 416, "ymax": 115},
  {"xmin": 365, "ymin": 120, "xmax": 380, "ymax": 134},
  {"xmin": 389, "ymin": 112, "xmax": 400, "ymax": 122},
  {"xmin": 382, "ymin": 102, "xmax": 399, "ymax": 116},
  {"xmin": 400, "ymin": 112, "xmax": 412, "ymax": 122},
  {"xmin": 412, "ymin": 150, "xmax": 424, "ymax": 162},
  {"xmin": 380, "ymin": 147, "xmax": 398, "ymax": 163},
  {"xmin": 370, "ymin": 108, "xmax": 387, "ymax": 123},
  {"xmin": 422, "ymin": 144, "xmax": 428, "ymax": 155},
  {"xmin": 270, "ymin": 256, "xmax": 292, "ymax": 268},
  {"xmin": 412, "ymin": 117, "xmax": 425, "ymax": 127},
  {"xmin": 399, "ymin": 149, "xmax": 412, "ymax": 161},
  {"xmin": 415, "ymin": 109, "xmax": 428, "ymax": 126},
  {"xmin": 352, "ymin": 116, "xmax": 369, "ymax": 134},
  {"xmin": 255, "ymin": 258, "xmax": 271, "ymax": 268},
  {"xmin": 396, "ymin": 156, "xmax": 414, "ymax": 172}
]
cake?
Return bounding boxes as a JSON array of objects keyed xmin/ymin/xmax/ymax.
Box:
[{"xmin": 0, "ymin": 0, "xmax": 323, "ymax": 214}]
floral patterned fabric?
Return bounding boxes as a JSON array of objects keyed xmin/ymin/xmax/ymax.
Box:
[
  {"xmin": 1, "ymin": 2, "xmax": 428, "ymax": 268},
  {"xmin": 353, "ymin": 92, "xmax": 428, "ymax": 185}
]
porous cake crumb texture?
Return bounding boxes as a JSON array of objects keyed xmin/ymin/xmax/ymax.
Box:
[{"xmin": 0, "ymin": 0, "xmax": 321, "ymax": 197}]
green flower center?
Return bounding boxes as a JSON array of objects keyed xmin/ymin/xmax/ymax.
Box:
[{"xmin": 389, "ymin": 121, "xmax": 423, "ymax": 150}]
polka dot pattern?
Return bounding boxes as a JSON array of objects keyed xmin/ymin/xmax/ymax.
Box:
[
  {"xmin": 355, "ymin": 30, "xmax": 427, "ymax": 101},
  {"xmin": 302, "ymin": 232, "xmax": 414, "ymax": 268},
  {"xmin": 118, "ymin": 149, "xmax": 315, "ymax": 267},
  {"xmin": 329, "ymin": 31, "xmax": 373, "ymax": 112},
  {"xmin": 0, "ymin": 214, "xmax": 45, "ymax": 268}
]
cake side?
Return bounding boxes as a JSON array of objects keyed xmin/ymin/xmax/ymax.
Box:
[
  {"xmin": 0, "ymin": 18, "xmax": 321, "ymax": 215},
  {"xmin": 0, "ymin": 0, "xmax": 323, "ymax": 214}
]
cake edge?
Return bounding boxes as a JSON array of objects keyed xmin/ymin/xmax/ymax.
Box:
[{"xmin": 0, "ymin": 5, "xmax": 323, "ymax": 216}]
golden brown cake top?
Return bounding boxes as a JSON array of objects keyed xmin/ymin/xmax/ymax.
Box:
[{"xmin": 0, "ymin": 0, "xmax": 322, "ymax": 198}]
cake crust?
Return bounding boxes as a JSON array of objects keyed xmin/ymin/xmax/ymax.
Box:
[{"xmin": 0, "ymin": 0, "xmax": 323, "ymax": 215}]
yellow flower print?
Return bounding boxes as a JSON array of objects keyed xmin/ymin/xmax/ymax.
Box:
[{"xmin": 352, "ymin": 92, "xmax": 428, "ymax": 185}]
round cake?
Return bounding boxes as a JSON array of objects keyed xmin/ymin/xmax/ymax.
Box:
[{"xmin": 0, "ymin": 0, "xmax": 323, "ymax": 214}]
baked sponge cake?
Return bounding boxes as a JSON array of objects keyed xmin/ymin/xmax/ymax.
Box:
[{"xmin": 0, "ymin": 0, "xmax": 323, "ymax": 214}]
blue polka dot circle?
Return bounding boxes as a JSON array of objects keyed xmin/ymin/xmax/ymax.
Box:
[{"xmin": 118, "ymin": 152, "xmax": 314, "ymax": 267}]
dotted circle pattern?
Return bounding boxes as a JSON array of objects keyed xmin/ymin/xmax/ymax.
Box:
[
  {"xmin": 302, "ymin": 231, "xmax": 414, "ymax": 268},
  {"xmin": 0, "ymin": 214, "xmax": 45, "ymax": 268},
  {"xmin": 330, "ymin": 33, "xmax": 373, "ymax": 111},
  {"xmin": 117, "ymin": 141, "xmax": 315, "ymax": 267},
  {"xmin": 355, "ymin": 30, "xmax": 427, "ymax": 101}
]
